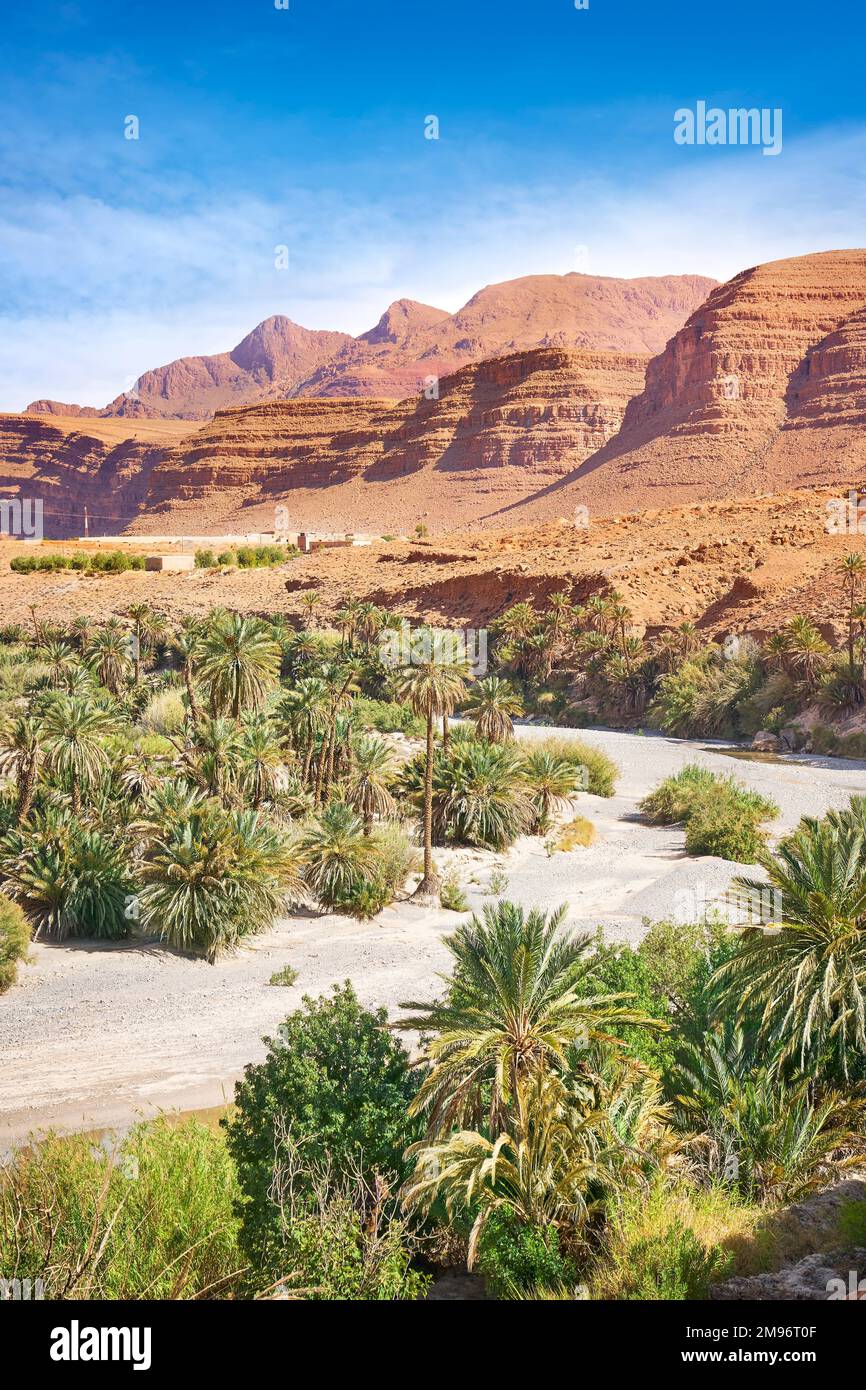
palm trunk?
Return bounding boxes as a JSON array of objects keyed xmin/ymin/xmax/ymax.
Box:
[
  {"xmin": 184, "ymin": 667, "xmax": 201, "ymax": 727},
  {"xmin": 16, "ymin": 759, "xmax": 36, "ymax": 824},
  {"xmin": 302, "ymin": 742, "xmax": 313, "ymax": 787},
  {"xmin": 442, "ymin": 710, "xmax": 450, "ymax": 755},
  {"xmin": 313, "ymin": 742, "xmax": 326, "ymax": 806},
  {"xmin": 414, "ymin": 709, "xmax": 438, "ymax": 897},
  {"xmin": 71, "ymin": 772, "xmax": 81, "ymax": 817}
]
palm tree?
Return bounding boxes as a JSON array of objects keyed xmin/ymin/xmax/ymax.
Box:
[
  {"xmin": 317, "ymin": 661, "xmax": 362, "ymax": 805},
  {"xmin": 838, "ymin": 553, "xmax": 866, "ymax": 674},
  {"xmin": 198, "ymin": 614, "xmax": 281, "ymax": 718},
  {"xmin": 127, "ymin": 603, "xmax": 165, "ymax": 684},
  {"xmin": 355, "ymin": 602, "xmax": 384, "ymax": 651},
  {"xmin": 0, "ymin": 715, "xmax": 44, "ymax": 822},
  {"xmin": 39, "ymin": 640, "xmax": 77, "ymax": 691},
  {"xmin": 186, "ymin": 714, "xmax": 244, "ymax": 799},
  {"xmin": 461, "ymin": 675, "xmax": 523, "ymax": 742},
  {"xmin": 400, "ymin": 737, "xmax": 533, "ymax": 849},
  {"xmin": 783, "ymin": 616, "xmax": 830, "ymax": 689},
  {"xmin": 238, "ymin": 713, "xmax": 284, "ymax": 807},
  {"xmin": 345, "ymin": 735, "xmax": 396, "ymax": 834},
  {"xmin": 174, "ymin": 621, "xmax": 203, "ymax": 727},
  {"xmin": 676, "ymin": 621, "xmax": 701, "ymax": 659},
  {"xmin": 669, "ymin": 1024, "xmax": 866, "ymax": 1201},
  {"xmin": 713, "ymin": 811, "xmax": 866, "ymax": 1077},
  {"xmin": 393, "ymin": 647, "xmax": 467, "ymax": 896},
  {"xmin": 397, "ymin": 900, "xmax": 659, "ymax": 1136},
  {"xmin": 522, "ymin": 749, "xmax": 581, "ymax": 833},
  {"xmin": 298, "ymin": 590, "xmax": 321, "ymax": 629},
  {"xmin": 137, "ymin": 800, "xmax": 303, "ymax": 961},
  {"xmin": 300, "ymin": 801, "xmax": 378, "ymax": 908},
  {"xmin": 41, "ymin": 695, "xmax": 117, "ymax": 815},
  {"xmin": 334, "ymin": 599, "xmax": 363, "ymax": 652},
  {"xmin": 89, "ymin": 621, "xmax": 132, "ymax": 695},
  {"xmin": 278, "ymin": 677, "xmax": 329, "ymax": 786}
]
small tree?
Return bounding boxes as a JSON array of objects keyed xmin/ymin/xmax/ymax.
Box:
[{"xmin": 223, "ymin": 983, "xmax": 418, "ymax": 1282}]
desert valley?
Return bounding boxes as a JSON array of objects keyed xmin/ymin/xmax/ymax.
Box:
[{"xmin": 3, "ymin": 239, "xmax": 866, "ymax": 1312}]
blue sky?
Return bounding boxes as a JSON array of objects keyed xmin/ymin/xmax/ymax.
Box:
[{"xmin": 3, "ymin": 0, "xmax": 865, "ymax": 409}]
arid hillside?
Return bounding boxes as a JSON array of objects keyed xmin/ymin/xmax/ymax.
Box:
[
  {"xmin": 0, "ymin": 413, "xmax": 197, "ymax": 537},
  {"xmin": 23, "ymin": 271, "xmax": 714, "ymax": 419},
  {"xmin": 131, "ymin": 347, "xmax": 647, "ymax": 536},
  {"xmin": 3, "ymin": 487, "xmax": 861, "ymax": 653},
  {"xmin": 509, "ymin": 249, "xmax": 866, "ymax": 526}
]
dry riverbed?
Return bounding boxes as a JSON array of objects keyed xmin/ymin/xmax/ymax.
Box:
[{"xmin": 2, "ymin": 728, "xmax": 866, "ymax": 1149}]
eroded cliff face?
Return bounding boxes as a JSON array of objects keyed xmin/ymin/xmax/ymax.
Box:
[
  {"xmin": 528, "ymin": 250, "xmax": 866, "ymax": 518},
  {"xmin": 136, "ymin": 347, "xmax": 647, "ymax": 533},
  {"xmin": 0, "ymin": 415, "xmax": 196, "ymax": 537}
]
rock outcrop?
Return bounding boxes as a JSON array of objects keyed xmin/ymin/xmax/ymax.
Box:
[
  {"xmin": 135, "ymin": 347, "xmax": 647, "ymax": 534},
  {"xmin": 515, "ymin": 250, "xmax": 866, "ymax": 524},
  {"xmin": 0, "ymin": 414, "xmax": 196, "ymax": 536}
]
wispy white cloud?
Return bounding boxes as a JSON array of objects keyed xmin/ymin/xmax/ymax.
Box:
[{"xmin": 3, "ymin": 122, "xmax": 865, "ymax": 410}]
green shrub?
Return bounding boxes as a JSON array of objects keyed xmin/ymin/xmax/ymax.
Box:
[
  {"xmin": 268, "ymin": 965, "xmax": 298, "ymax": 987},
  {"xmin": 0, "ymin": 893, "xmax": 30, "ymax": 992},
  {"xmin": 639, "ymin": 764, "xmax": 717, "ymax": 824},
  {"xmin": 440, "ymin": 870, "xmax": 469, "ymax": 912},
  {"xmin": 139, "ymin": 689, "xmax": 186, "ymax": 736},
  {"xmin": 609, "ymin": 1221, "xmax": 729, "ymax": 1299},
  {"xmin": 271, "ymin": 1178, "xmax": 428, "ymax": 1300},
  {"xmin": 195, "ymin": 548, "xmax": 217, "ymax": 568},
  {"xmin": 811, "ymin": 724, "xmax": 840, "ymax": 755},
  {"xmin": 354, "ymin": 697, "xmax": 425, "ymax": 736},
  {"xmin": 684, "ymin": 790, "xmax": 770, "ymax": 863},
  {"xmin": 217, "ymin": 550, "xmax": 235, "ymax": 566},
  {"xmin": 524, "ymin": 735, "xmax": 617, "ymax": 797},
  {"xmin": 837, "ymin": 1197, "xmax": 866, "ymax": 1246},
  {"xmin": 223, "ymin": 983, "xmax": 419, "ymax": 1282},
  {"xmin": 0, "ymin": 1118, "xmax": 243, "ymax": 1299},
  {"xmin": 476, "ymin": 1207, "xmax": 578, "ymax": 1298},
  {"xmin": 640, "ymin": 766, "xmax": 777, "ymax": 863}
]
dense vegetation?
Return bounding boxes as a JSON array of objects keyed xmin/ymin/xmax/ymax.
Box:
[
  {"xmin": 2, "ymin": 576, "xmax": 865, "ymax": 1301},
  {"xmin": 6, "ymin": 832, "xmax": 866, "ymax": 1298},
  {"xmin": 488, "ymin": 554, "xmax": 866, "ymax": 750},
  {"xmin": 0, "ymin": 598, "xmax": 615, "ymax": 959}
]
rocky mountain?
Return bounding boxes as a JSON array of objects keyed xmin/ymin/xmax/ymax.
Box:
[
  {"xmin": 513, "ymin": 249, "xmax": 866, "ymax": 523},
  {"xmin": 24, "ymin": 272, "xmax": 714, "ymax": 420},
  {"xmin": 131, "ymin": 347, "xmax": 647, "ymax": 536},
  {"xmin": 0, "ymin": 414, "xmax": 196, "ymax": 536}
]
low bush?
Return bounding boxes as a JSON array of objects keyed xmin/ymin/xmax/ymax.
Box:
[
  {"xmin": 590, "ymin": 1184, "xmax": 741, "ymax": 1300},
  {"xmin": 354, "ymin": 697, "xmax": 425, "ymax": 737},
  {"xmin": 0, "ymin": 893, "xmax": 30, "ymax": 992},
  {"xmin": 684, "ymin": 789, "xmax": 771, "ymax": 863},
  {"xmin": 223, "ymin": 983, "xmax": 419, "ymax": 1284},
  {"xmin": 546, "ymin": 815, "xmax": 595, "ymax": 852},
  {"xmin": 640, "ymin": 765, "xmax": 777, "ymax": 863},
  {"xmin": 476, "ymin": 1206, "xmax": 579, "ymax": 1298},
  {"xmin": 639, "ymin": 764, "xmax": 717, "ymax": 824},
  {"xmin": 439, "ymin": 870, "xmax": 469, "ymax": 912},
  {"xmin": 525, "ymin": 735, "xmax": 617, "ymax": 797},
  {"xmin": 0, "ymin": 1118, "xmax": 244, "ymax": 1299}
]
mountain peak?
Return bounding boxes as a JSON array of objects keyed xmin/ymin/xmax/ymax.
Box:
[{"xmin": 358, "ymin": 299, "xmax": 450, "ymax": 346}]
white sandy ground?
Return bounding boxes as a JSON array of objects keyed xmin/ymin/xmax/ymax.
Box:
[{"xmin": 3, "ymin": 728, "xmax": 866, "ymax": 1150}]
